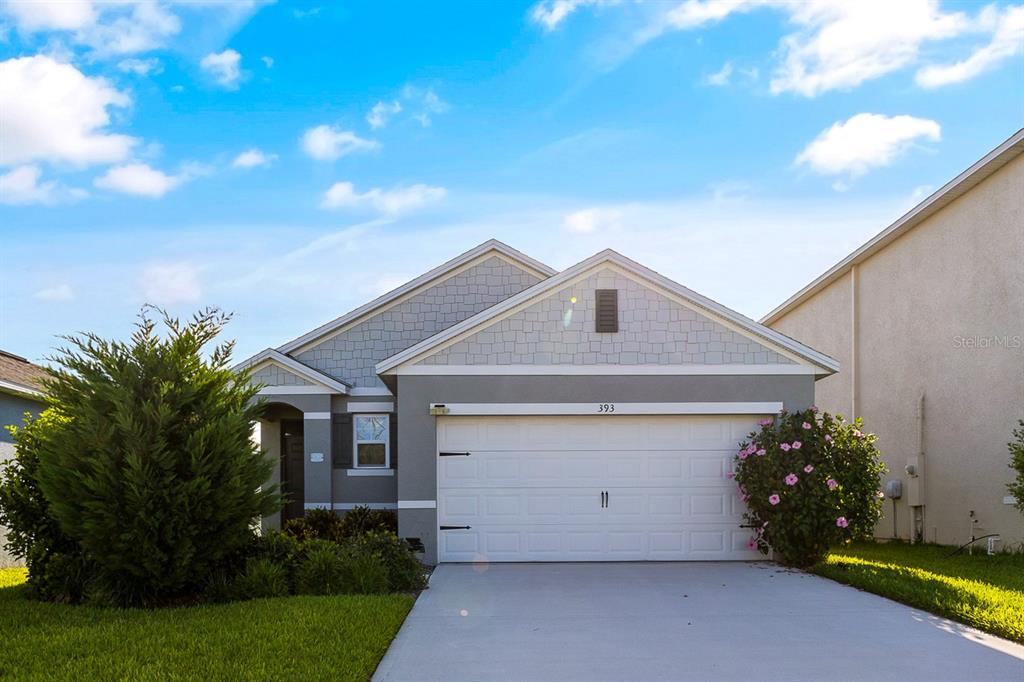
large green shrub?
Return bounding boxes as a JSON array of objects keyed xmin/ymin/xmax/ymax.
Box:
[
  {"xmin": 733, "ymin": 408, "xmax": 886, "ymax": 568},
  {"xmin": 1009, "ymin": 420, "xmax": 1024, "ymax": 516},
  {"xmin": 232, "ymin": 558, "xmax": 290, "ymax": 600},
  {"xmin": 285, "ymin": 506, "xmax": 398, "ymax": 543},
  {"xmin": 337, "ymin": 506, "xmax": 398, "ymax": 537},
  {"xmin": 347, "ymin": 532, "xmax": 428, "ymax": 592},
  {"xmin": 3, "ymin": 307, "xmax": 281, "ymax": 606}
]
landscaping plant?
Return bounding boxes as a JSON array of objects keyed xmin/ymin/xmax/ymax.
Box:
[
  {"xmin": 0, "ymin": 307, "xmax": 280, "ymax": 606},
  {"xmin": 1008, "ymin": 420, "xmax": 1024, "ymax": 516},
  {"xmin": 732, "ymin": 408, "xmax": 886, "ymax": 568}
]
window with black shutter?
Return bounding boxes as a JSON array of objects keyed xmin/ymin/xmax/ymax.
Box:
[
  {"xmin": 331, "ymin": 413, "xmax": 353, "ymax": 468},
  {"xmin": 595, "ymin": 289, "xmax": 618, "ymax": 333}
]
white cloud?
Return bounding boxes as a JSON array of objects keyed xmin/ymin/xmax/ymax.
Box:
[
  {"xmin": 34, "ymin": 284, "xmax": 75, "ymax": 302},
  {"xmin": 796, "ymin": 113, "xmax": 940, "ymax": 178},
  {"xmin": 916, "ymin": 5, "xmax": 1024, "ymax": 88},
  {"xmin": 704, "ymin": 61, "xmax": 733, "ymax": 86},
  {"xmin": 400, "ymin": 85, "xmax": 450, "ymax": 126},
  {"xmin": 93, "ymin": 162, "xmax": 205, "ymax": 198},
  {"xmin": 531, "ymin": 0, "xmax": 610, "ymax": 30},
  {"xmin": 367, "ymin": 100, "xmax": 402, "ymax": 129},
  {"xmin": 261, "ymin": 55, "xmax": 274, "ymax": 68},
  {"xmin": 232, "ymin": 148, "xmax": 277, "ymax": 169},
  {"xmin": 3, "ymin": 0, "xmax": 182, "ymax": 55},
  {"xmin": 0, "ymin": 165, "xmax": 61, "ymax": 205},
  {"xmin": 117, "ymin": 57, "xmax": 162, "ymax": 76},
  {"xmin": 200, "ymin": 49, "xmax": 243, "ymax": 89},
  {"xmin": 321, "ymin": 181, "xmax": 447, "ymax": 214},
  {"xmin": 563, "ymin": 207, "xmax": 623, "ymax": 233},
  {"xmin": 301, "ymin": 125, "xmax": 378, "ymax": 161},
  {"xmin": 140, "ymin": 262, "xmax": 202, "ymax": 305},
  {"xmin": 0, "ymin": 55, "xmax": 137, "ymax": 167}
]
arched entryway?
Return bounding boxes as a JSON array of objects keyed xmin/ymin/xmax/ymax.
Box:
[{"xmin": 262, "ymin": 403, "xmax": 305, "ymax": 525}]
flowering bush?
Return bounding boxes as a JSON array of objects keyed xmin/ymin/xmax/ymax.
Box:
[{"xmin": 733, "ymin": 408, "xmax": 886, "ymax": 568}]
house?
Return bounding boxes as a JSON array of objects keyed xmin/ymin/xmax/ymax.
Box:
[
  {"xmin": 238, "ymin": 240, "xmax": 837, "ymax": 564},
  {"xmin": 763, "ymin": 128, "xmax": 1024, "ymax": 548},
  {"xmin": 0, "ymin": 350, "xmax": 48, "ymax": 567}
]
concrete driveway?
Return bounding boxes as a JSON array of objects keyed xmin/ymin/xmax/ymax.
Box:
[{"xmin": 373, "ymin": 562, "xmax": 1024, "ymax": 681}]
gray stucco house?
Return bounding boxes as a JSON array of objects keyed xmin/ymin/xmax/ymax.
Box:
[
  {"xmin": 0, "ymin": 350, "xmax": 48, "ymax": 567},
  {"xmin": 237, "ymin": 240, "xmax": 838, "ymax": 564}
]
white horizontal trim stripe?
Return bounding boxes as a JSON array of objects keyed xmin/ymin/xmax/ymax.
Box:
[
  {"xmin": 431, "ymin": 402, "xmax": 783, "ymax": 416},
  {"xmin": 333, "ymin": 502, "xmax": 397, "ymax": 510},
  {"xmin": 257, "ymin": 385, "xmax": 332, "ymax": 395},
  {"xmin": 304, "ymin": 502, "xmax": 331, "ymax": 510},
  {"xmin": 347, "ymin": 401, "xmax": 394, "ymax": 412},
  {"xmin": 304, "ymin": 412, "xmax": 332, "ymax": 420},
  {"xmin": 347, "ymin": 468, "xmax": 395, "ymax": 477},
  {"xmin": 0, "ymin": 378, "xmax": 45, "ymax": 398},
  {"xmin": 349, "ymin": 387, "xmax": 394, "ymax": 396},
  {"xmin": 396, "ymin": 364, "xmax": 818, "ymax": 376},
  {"xmin": 398, "ymin": 500, "xmax": 437, "ymax": 509}
]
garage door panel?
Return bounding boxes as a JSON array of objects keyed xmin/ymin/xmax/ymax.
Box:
[{"xmin": 437, "ymin": 415, "xmax": 763, "ymax": 562}]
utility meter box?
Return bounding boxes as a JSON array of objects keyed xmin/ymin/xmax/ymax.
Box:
[{"xmin": 884, "ymin": 479, "xmax": 903, "ymax": 500}]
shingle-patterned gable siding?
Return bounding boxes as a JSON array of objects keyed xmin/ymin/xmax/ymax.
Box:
[
  {"xmin": 417, "ymin": 268, "xmax": 794, "ymax": 366},
  {"xmin": 250, "ymin": 364, "xmax": 314, "ymax": 387},
  {"xmin": 296, "ymin": 256, "xmax": 543, "ymax": 387}
]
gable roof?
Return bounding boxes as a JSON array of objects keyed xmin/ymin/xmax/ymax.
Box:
[
  {"xmin": 761, "ymin": 127, "xmax": 1024, "ymax": 326},
  {"xmin": 235, "ymin": 348, "xmax": 351, "ymax": 394},
  {"xmin": 376, "ymin": 249, "xmax": 840, "ymax": 376},
  {"xmin": 0, "ymin": 350, "xmax": 48, "ymax": 399},
  {"xmin": 273, "ymin": 239, "xmax": 556, "ymax": 357}
]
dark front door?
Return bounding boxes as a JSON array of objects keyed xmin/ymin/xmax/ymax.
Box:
[{"xmin": 280, "ymin": 419, "xmax": 305, "ymax": 524}]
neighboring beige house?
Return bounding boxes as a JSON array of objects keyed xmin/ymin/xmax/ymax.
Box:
[{"xmin": 763, "ymin": 129, "xmax": 1024, "ymax": 549}]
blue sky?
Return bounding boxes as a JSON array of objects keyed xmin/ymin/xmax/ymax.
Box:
[{"xmin": 1, "ymin": 0, "xmax": 1022, "ymax": 364}]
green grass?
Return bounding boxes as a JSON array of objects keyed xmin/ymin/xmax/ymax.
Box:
[
  {"xmin": 0, "ymin": 567, "xmax": 414, "ymax": 680},
  {"xmin": 814, "ymin": 541, "xmax": 1024, "ymax": 643}
]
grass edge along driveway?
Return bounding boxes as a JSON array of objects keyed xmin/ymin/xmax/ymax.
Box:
[
  {"xmin": 813, "ymin": 541, "xmax": 1024, "ymax": 644},
  {"xmin": 0, "ymin": 568, "xmax": 414, "ymax": 680}
]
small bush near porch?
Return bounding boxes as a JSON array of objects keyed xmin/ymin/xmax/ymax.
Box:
[
  {"xmin": 814, "ymin": 541, "xmax": 1024, "ymax": 643},
  {"xmin": 0, "ymin": 567, "xmax": 413, "ymax": 680}
]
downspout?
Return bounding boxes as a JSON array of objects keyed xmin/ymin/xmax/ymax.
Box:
[{"xmin": 850, "ymin": 265, "xmax": 859, "ymax": 419}]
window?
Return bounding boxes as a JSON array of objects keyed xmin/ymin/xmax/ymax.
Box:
[{"xmin": 354, "ymin": 414, "xmax": 389, "ymax": 468}]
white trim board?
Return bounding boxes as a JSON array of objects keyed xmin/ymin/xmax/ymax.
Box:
[
  {"xmin": 349, "ymin": 387, "xmax": 394, "ymax": 397},
  {"xmin": 257, "ymin": 385, "xmax": 333, "ymax": 395},
  {"xmin": 304, "ymin": 412, "xmax": 331, "ymax": 420},
  {"xmin": 333, "ymin": 502, "xmax": 397, "ymax": 510},
  {"xmin": 398, "ymin": 500, "xmax": 437, "ymax": 509},
  {"xmin": 376, "ymin": 251, "xmax": 839, "ymax": 376},
  {"xmin": 396, "ymin": 364, "xmax": 817, "ymax": 376},
  {"xmin": 0, "ymin": 378, "xmax": 45, "ymax": 399},
  {"xmin": 430, "ymin": 402, "xmax": 783, "ymax": 416},
  {"xmin": 276, "ymin": 241, "xmax": 556, "ymax": 356},
  {"xmin": 347, "ymin": 469, "xmax": 395, "ymax": 477},
  {"xmin": 236, "ymin": 349, "xmax": 350, "ymax": 395}
]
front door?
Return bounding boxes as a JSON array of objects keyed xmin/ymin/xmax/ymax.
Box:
[{"xmin": 280, "ymin": 419, "xmax": 305, "ymax": 523}]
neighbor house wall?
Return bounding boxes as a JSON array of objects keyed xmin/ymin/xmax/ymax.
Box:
[
  {"xmin": 396, "ymin": 374, "xmax": 816, "ymax": 563},
  {"xmin": 770, "ymin": 153, "xmax": 1024, "ymax": 547},
  {"xmin": 0, "ymin": 392, "xmax": 45, "ymax": 567}
]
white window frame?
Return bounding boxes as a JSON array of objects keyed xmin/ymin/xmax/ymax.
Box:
[{"xmin": 353, "ymin": 413, "xmax": 390, "ymax": 469}]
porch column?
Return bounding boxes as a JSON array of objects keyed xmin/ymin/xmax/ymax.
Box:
[{"xmin": 303, "ymin": 399, "xmax": 333, "ymax": 510}]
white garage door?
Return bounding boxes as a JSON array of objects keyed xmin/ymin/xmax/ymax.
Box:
[{"xmin": 437, "ymin": 414, "xmax": 763, "ymax": 562}]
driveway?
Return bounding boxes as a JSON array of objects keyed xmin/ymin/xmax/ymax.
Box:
[{"xmin": 373, "ymin": 562, "xmax": 1024, "ymax": 681}]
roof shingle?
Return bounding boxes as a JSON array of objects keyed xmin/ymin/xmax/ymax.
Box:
[{"xmin": 0, "ymin": 350, "xmax": 49, "ymax": 395}]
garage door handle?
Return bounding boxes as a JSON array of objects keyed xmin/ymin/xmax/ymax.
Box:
[
  {"xmin": 439, "ymin": 451, "xmax": 471, "ymax": 457},
  {"xmin": 440, "ymin": 525, "xmax": 472, "ymax": 530}
]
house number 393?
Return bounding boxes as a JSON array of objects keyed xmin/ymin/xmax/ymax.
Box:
[{"xmin": 597, "ymin": 403, "xmax": 615, "ymax": 413}]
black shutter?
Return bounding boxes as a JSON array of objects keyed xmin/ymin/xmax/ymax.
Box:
[
  {"xmin": 595, "ymin": 289, "xmax": 619, "ymax": 333},
  {"xmin": 332, "ymin": 414, "xmax": 353, "ymax": 468},
  {"xmin": 390, "ymin": 413, "xmax": 398, "ymax": 470}
]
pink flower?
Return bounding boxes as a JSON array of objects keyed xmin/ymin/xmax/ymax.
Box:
[
  {"xmin": 759, "ymin": 418, "xmax": 773, "ymax": 427},
  {"xmin": 768, "ymin": 494, "xmax": 780, "ymax": 506},
  {"xmin": 876, "ymin": 490, "xmax": 885, "ymax": 498},
  {"xmin": 785, "ymin": 473, "xmax": 799, "ymax": 486},
  {"xmin": 756, "ymin": 448, "xmax": 766, "ymax": 456},
  {"xmin": 747, "ymin": 538, "xmax": 757, "ymax": 550},
  {"xmin": 853, "ymin": 429, "xmax": 863, "ymax": 439},
  {"xmin": 827, "ymin": 478, "xmax": 838, "ymax": 490},
  {"xmin": 726, "ymin": 471, "xmax": 735, "ymax": 479},
  {"xmin": 780, "ymin": 443, "xmax": 791, "ymax": 452},
  {"xmin": 738, "ymin": 450, "xmax": 749, "ymax": 460},
  {"xmin": 810, "ymin": 405, "xmax": 819, "ymax": 413},
  {"xmin": 824, "ymin": 434, "xmax": 833, "ymax": 443},
  {"xmin": 802, "ymin": 422, "xmax": 812, "ymax": 430},
  {"xmin": 792, "ymin": 441, "xmax": 802, "ymax": 450},
  {"xmin": 836, "ymin": 517, "xmax": 849, "ymax": 528},
  {"xmin": 803, "ymin": 464, "xmax": 814, "ymax": 473}
]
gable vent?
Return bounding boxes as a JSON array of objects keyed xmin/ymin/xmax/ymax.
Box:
[{"xmin": 595, "ymin": 289, "xmax": 618, "ymax": 333}]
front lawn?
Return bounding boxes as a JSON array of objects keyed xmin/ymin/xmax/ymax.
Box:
[
  {"xmin": 813, "ymin": 541, "xmax": 1024, "ymax": 643},
  {"xmin": 0, "ymin": 567, "xmax": 414, "ymax": 680}
]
